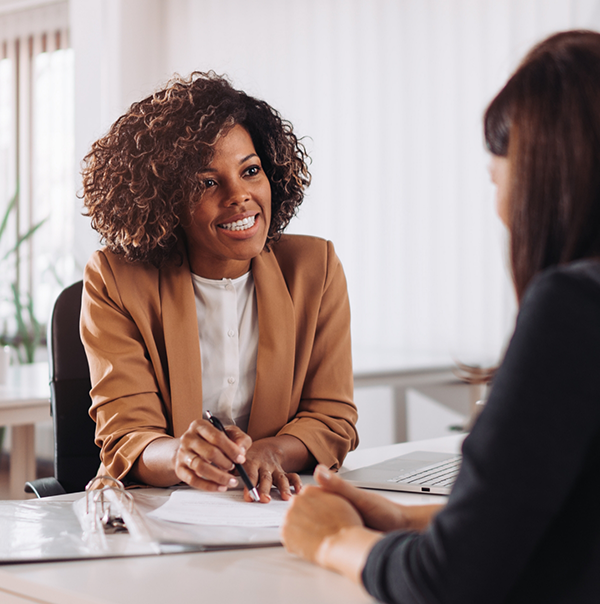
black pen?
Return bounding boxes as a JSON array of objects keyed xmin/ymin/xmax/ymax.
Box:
[{"xmin": 205, "ymin": 411, "xmax": 260, "ymax": 502}]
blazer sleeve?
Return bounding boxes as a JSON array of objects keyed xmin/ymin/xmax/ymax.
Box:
[
  {"xmin": 80, "ymin": 251, "xmax": 173, "ymax": 481},
  {"xmin": 276, "ymin": 241, "xmax": 358, "ymax": 469}
]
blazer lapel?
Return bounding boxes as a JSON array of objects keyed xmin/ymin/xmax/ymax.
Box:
[
  {"xmin": 248, "ymin": 250, "xmax": 296, "ymax": 440},
  {"xmin": 160, "ymin": 253, "xmax": 204, "ymax": 437}
]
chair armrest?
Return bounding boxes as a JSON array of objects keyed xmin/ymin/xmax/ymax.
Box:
[{"xmin": 25, "ymin": 477, "xmax": 67, "ymax": 498}]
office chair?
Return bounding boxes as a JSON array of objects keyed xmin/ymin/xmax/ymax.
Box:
[{"xmin": 25, "ymin": 280, "xmax": 100, "ymax": 497}]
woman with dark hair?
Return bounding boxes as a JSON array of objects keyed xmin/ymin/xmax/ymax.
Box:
[
  {"xmin": 282, "ymin": 30, "xmax": 600, "ymax": 601},
  {"xmin": 80, "ymin": 72, "xmax": 357, "ymax": 502}
]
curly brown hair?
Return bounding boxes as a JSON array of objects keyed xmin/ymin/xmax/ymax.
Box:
[{"xmin": 81, "ymin": 72, "xmax": 311, "ymax": 266}]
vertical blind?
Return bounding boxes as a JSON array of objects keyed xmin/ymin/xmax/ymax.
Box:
[{"xmin": 0, "ymin": 0, "xmax": 73, "ymax": 350}]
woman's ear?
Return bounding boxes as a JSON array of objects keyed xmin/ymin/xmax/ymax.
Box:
[{"xmin": 489, "ymin": 154, "xmax": 510, "ymax": 226}]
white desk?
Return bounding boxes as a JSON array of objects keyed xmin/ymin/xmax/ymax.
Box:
[
  {"xmin": 0, "ymin": 434, "xmax": 464, "ymax": 604},
  {"xmin": 353, "ymin": 349, "xmax": 483, "ymax": 442},
  {"xmin": 0, "ymin": 363, "xmax": 51, "ymax": 499}
]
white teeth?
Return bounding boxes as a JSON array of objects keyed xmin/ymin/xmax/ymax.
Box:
[{"xmin": 220, "ymin": 215, "xmax": 256, "ymax": 231}]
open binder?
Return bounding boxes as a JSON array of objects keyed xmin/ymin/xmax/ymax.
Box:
[{"xmin": 0, "ymin": 477, "xmax": 281, "ymax": 564}]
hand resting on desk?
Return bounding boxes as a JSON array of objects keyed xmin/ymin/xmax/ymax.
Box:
[
  {"xmin": 281, "ymin": 465, "xmax": 444, "ymax": 583},
  {"xmin": 132, "ymin": 420, "xmax": 307, "ymax": 503}
]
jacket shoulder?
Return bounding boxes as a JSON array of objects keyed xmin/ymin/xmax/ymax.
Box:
[
  {"xmin": 269, "ymin": 234, "xmax": 332, "ymax": 264},
  {"xmin": 85, "ymin": 248, "xmax": 159, "ymax": 278},
  {"xmin": 265, "ymin": 235, "xmax": 342, "ymax": 290},
  {"xmin": 523, "ymin": 259, "xmax": 600, "ymax": 311},
  {"xmin": 83, "ymin": 248, "xmax": 162, "ymax": 307}
]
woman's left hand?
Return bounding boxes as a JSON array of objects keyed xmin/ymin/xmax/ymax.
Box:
[{"xmin": 241, "ymin": 435, "xmax": 310, "ymax": 502}]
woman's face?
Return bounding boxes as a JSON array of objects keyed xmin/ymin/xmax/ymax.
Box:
[
  {"xmin": 183, "ymin": 124, "xmax": 272, "ymax": 279},
  {"xmin": 489, "ymin": 154, "xmax": 510, "ymax": 226}
]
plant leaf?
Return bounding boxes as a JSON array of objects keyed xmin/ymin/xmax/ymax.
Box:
[
  {"xmin": 0, "ymin": 187, "xmax": 18, "ymax": 243},
  {"xmin": 1, "ymin": 216, "xmax": 48, "ymax": 263}
]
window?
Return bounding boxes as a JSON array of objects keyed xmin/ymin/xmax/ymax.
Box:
[{"xmin": 0, "ymin": 1, "xmax": 74, "ymax": 361}]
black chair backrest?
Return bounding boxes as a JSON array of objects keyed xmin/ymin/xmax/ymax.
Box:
[{"xmin": 49, "ymin": 280, "xmax": 99, "ymax": 493}]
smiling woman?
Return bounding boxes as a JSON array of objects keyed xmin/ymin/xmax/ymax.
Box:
[{"xmin": 80, "ymin": 72, "xmax": 358, "ymax": 503}]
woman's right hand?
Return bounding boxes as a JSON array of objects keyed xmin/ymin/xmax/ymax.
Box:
[
  {"xmin": 175, "ymin": 419, "xmax": 253, "ymax": 492},
  {"xmin": 313, "ymin": 465, "xmax": 443, "ymax": 532}
]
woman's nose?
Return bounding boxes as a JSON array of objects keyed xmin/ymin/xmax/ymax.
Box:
[{"xmin": 222, "ymin": 179, "xmax": 250, "ymax": 205}]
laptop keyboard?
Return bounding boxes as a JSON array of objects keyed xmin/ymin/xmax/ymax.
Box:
[{"xmin": 387, "ymin": 456, "xmax": 461, "ymax": 488}]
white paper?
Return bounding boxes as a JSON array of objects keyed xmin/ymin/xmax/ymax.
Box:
[{"xmin": 146, "ymin": 488, "xmax": 290, "ymax": 527}]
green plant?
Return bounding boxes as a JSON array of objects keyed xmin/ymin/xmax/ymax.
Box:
[
  {"xmin": 11, "ymin": 284, "xmax": 43, "ymax": 364},
  {"xmin": 0, "ymin": 187, "xmax": 48, "ymax": 363},
  {"xmin": 0, "ymin": 188, "xmax": 46, "ymax": 263}
]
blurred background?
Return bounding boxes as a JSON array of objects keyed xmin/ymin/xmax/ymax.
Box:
[{"xmin": 2, "ymin": 0, "xmax": 600, "ymax": 465}]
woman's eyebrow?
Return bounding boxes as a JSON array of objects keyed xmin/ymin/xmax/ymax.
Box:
[{"xmin": 197, "ymin": 154, "xmax": 259, "ymax": 174}]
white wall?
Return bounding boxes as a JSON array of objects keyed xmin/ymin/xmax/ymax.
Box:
[
  {"xmin": 69, "ymin": 0, "xmax": 170, "ymax": 266},
  {"xmin": 68, "ymin": 0, "xmax": 600, "ymax": 368}
]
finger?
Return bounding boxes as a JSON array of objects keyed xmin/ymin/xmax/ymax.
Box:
[
  {"xmin": 314, "ymin": 465, "xmax": 368, "ymax": 503},
  {"xmin": 314, "ymin": 465, "xmax": 402, "ymax": 531},
  {"xmin": 257, "ymin": 467, "xmax": 273, "ymax": 503},
  {"xmin": 283, "ymin": 485, "xmax": 314, "ymax": 518},
  {"xmin": 200, "ymin": 421, "xmax": 248, "ymax": 464},
  {"xmin": 287, "ymin": 485, "xmax": 326, "ymax": 511},
  {"xmin": 181, "ymin": 436, "xmax": 235, "ymax": 473},
  {"xmin": 224, "ymin": 425, "xmax": 252, "ymax": 454},
  {"xmin": 273, "ymin": 472, "xmax": 292, "ymax": 501},
  {"xmin": 240, "ymin": 463, "xmax": 261, "ymax": 503},
  {"xmin": 176, "ymin": 459, "xmax": 238, "ymax": 492},
  {"xmin": 281, "ymin": 486, "xmax": 366, "ymax": 562},
  {"xmin": 240, "ymin": 459, "xmax": 259, "ymax": 492},
  {"xmin": 288, "ymin": 473, "xmax": 303, "ymax": 495},
  {"xmin": 187, "ymin": 454, "xmax": 239, "ymax": 487},
  {"xmin": 186, "ymin": 420, "xmax": 245, "ymax": 467}
]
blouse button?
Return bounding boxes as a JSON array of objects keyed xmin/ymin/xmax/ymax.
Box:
[
  {"xmin": 228, "ymin": 377, "xmax": 236, "ymax": 385},
  {"xmin": 228, "ymin": 329, "xmax": 235, "ymax": 337}
]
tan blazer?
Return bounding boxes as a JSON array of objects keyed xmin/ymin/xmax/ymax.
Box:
[{"xmin": 81, "ymin": 234, "xmax": 358, "ymax": 481}]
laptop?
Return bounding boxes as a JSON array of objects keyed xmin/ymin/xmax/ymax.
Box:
[{"xmin": 341, "ymin": 451, "xmax": 461, "ymax": 495}]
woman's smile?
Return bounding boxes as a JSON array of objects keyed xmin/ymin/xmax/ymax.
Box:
[{"xmin": 218, "ymin": 212, "xmax": 259, "ymax": 234}]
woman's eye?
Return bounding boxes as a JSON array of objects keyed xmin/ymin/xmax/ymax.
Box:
[
  {"xmin": 246, "ymin": 166, "xmax": 260, "ymax": 177},
  {"xmin": 204, "ymin": 178, "xmax": 217, "ymax": 188}
]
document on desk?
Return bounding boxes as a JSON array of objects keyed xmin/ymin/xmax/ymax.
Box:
[
  {"xmin": 147, "ymin": 488, "xmax": 290, "ymax": 527},
  {"xmin": 0, "ymin": 490, "xmax": 284, "ymax": 565}
]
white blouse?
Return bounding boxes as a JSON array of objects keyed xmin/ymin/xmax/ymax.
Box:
[{"xmin": 190, "ymin": 271, "xmax": 258, "ymax": 433}]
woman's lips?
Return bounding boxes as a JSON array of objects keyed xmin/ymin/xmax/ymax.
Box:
[
  {"xmin": 217, "ymin": 213, "xmax": 261, "ymax": 239},
  {"xmin": 218, "ymin": 214, "xmax": 257, "ymax": 232}
]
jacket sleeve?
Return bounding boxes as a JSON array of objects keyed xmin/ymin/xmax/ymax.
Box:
[
  {"xmin": 276, "ymin": 240, "xmax": 358, "ymax": 469},
  {"xmin": 80, "ymin": 251, "xmax": 173, "ymax": 481}
]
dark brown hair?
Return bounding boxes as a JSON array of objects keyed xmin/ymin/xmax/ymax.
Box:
[
  {"xmin": 484, "ymin": 30, "xmax": 600, "ymax": 300},
  {"xmin": 82, "ymin": 72, "xmax": 311, "ymax": 266}
]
